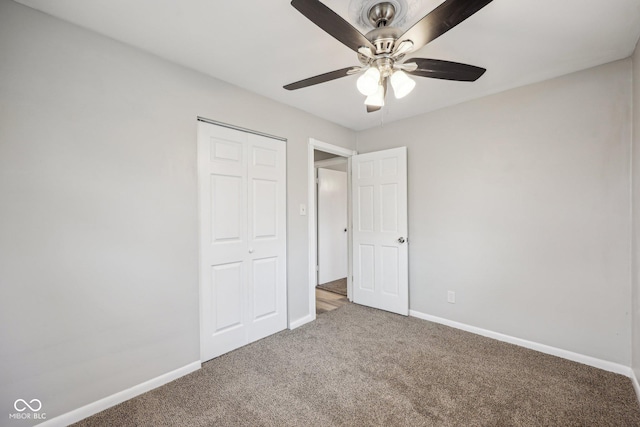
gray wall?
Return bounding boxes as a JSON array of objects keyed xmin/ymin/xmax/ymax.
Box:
[
  {"xmin": 357, "ymin": 60, "xmax": 632, "ymax": 365},
  {"xmin": 632, "ymin": 41, "xmax": 640, "ymax": 381},
  {"xmin": 0, "ymin": 0, "xmax": 355, "ymax": 422}
]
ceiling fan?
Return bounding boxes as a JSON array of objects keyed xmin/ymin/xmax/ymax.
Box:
[{"xmin": 284, "ymin": 0, "xmax": 493, "ymax": 113}]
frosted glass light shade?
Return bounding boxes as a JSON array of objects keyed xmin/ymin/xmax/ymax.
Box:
[
  {"xmin": 390, "ymin": 70, "xmax": 416, "ymax": 99},
  {"xmin": 364, "ymin": 84, "xmax": 385, "ymax": 107},
  {"xmin": 357, "ymin": 67, "xmax": 381, "ymax": 96}
]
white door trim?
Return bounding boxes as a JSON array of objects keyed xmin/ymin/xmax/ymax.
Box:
[{"xmin": 303, "ymin": 138, "xmax": 356, "ymax": 327}]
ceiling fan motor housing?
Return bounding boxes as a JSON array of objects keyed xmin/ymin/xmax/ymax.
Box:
[{"xmin": 366, "ymin": 26, "xmax": 402, "ymax": 55}]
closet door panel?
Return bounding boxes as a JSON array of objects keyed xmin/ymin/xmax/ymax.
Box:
[{"xmin": 247, "ymin": 134, "xmax": 287, "ymax": 343}]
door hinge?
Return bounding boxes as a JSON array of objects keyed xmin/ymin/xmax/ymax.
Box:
[
  {"xmin": 316, "ymin": 178, "xmax": 320, "ymax": 184},
  {"xmin": 316, "ymin": 265, "xmax": 319, "ymax": 271}
]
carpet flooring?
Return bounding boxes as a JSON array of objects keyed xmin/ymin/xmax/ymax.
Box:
[
  {"xmin": 316, "ymin": 277, "xmax": 347, "ymax": 296},
  {"xmin": 74, "ymin": 304, "xmax": 640, "ymax": 426}
]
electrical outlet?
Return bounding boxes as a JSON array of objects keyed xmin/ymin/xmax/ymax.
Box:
[{"xmin": 447, "ymin": 291, "xmax": 455, "ymax": 304}]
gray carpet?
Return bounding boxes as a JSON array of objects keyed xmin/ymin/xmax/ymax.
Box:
[
  {"xmin": 74, "ymin": 304, "xmax": 640, "ymax": 426},
  {"xmin": 317, "ymin": 277, "xmax": 347, "ymax": 296}
]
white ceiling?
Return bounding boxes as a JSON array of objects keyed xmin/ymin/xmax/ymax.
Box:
[{"xmin": 14, "ymin": 0, "xmax": 640, "ymax": 131}]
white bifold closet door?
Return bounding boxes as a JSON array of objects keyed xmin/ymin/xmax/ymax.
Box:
[{"xmin": 198, "ymin": 121, "xmax": 287, "ymax": 362}]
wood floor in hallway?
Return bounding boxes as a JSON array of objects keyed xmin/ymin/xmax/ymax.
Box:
[{"xmin": 316, "ymin": 288, "xmax": 349, "ymax": 314}]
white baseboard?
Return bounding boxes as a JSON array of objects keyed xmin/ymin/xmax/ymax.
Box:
[
  {"xmin": 409, "ymin": 310, "xmax": 632, "ymax": 377},
  {"xmin": 37, "ymin": 361, "xmax": 201, "ymax": 427},
  {"xmin": 289, "ymin": 313, "xmax": 315, "ymax": 330}
]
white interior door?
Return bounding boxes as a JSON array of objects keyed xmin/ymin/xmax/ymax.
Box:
[
  {"xmin": 198, "ymin": 121, "xmax": 287, "ymax": 362},
  {"xmin": 352, "ymin": 147, "xmax": 408, "ymax": 315},
  {"xmin": 317, "ymin": 168, "xmax": 348, "ymax": 284}
]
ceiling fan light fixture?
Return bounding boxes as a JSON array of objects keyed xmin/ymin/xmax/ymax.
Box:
[
  {"xmin": 364, "ymin": 84, "xmax": 385, "ymax": 107},
  {"xmin": 357, "ymin": 67, "xmax": 381, "ymax": 96},
  {"xmin": 390, "ymin": 70, "xmax": 416, "ymax": 99}
]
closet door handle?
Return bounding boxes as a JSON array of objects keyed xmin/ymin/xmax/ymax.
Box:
[{"xmin": 249, "ymin": 248, "xmax": 254, "ymax": 254}]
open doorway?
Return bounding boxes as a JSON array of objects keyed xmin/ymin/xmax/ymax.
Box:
[
  {"xmin": 306, "ymin": 139, "xmax": 356, "ymax": 320},
  {"xmin": 314, "ymin": 149, "xmax": 349, "ymax": 314}
]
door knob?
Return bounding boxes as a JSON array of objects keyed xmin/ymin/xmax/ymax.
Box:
[
  {"xmin": 398, "ymin": 237, "xmax": 405, "ymax": 244},
  {"xmin": 249, "ymin": 248, "xmax": 254, "ymax": 253}
]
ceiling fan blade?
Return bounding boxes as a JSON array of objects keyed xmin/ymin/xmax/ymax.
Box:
[
  {"xmin": 407, "ymin": 58, "xmax": 486, "ymax": 82},
  {"xmin": 284, "ymin": 66, "xmax": 357, "ymax": 90},
  {"xmin": 395, "ymin": 0, "xmax": 493, "ymax": 51},
  {"xmin": 291, "ymin": 0, "xmax": 376, "ymax": 53}
]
